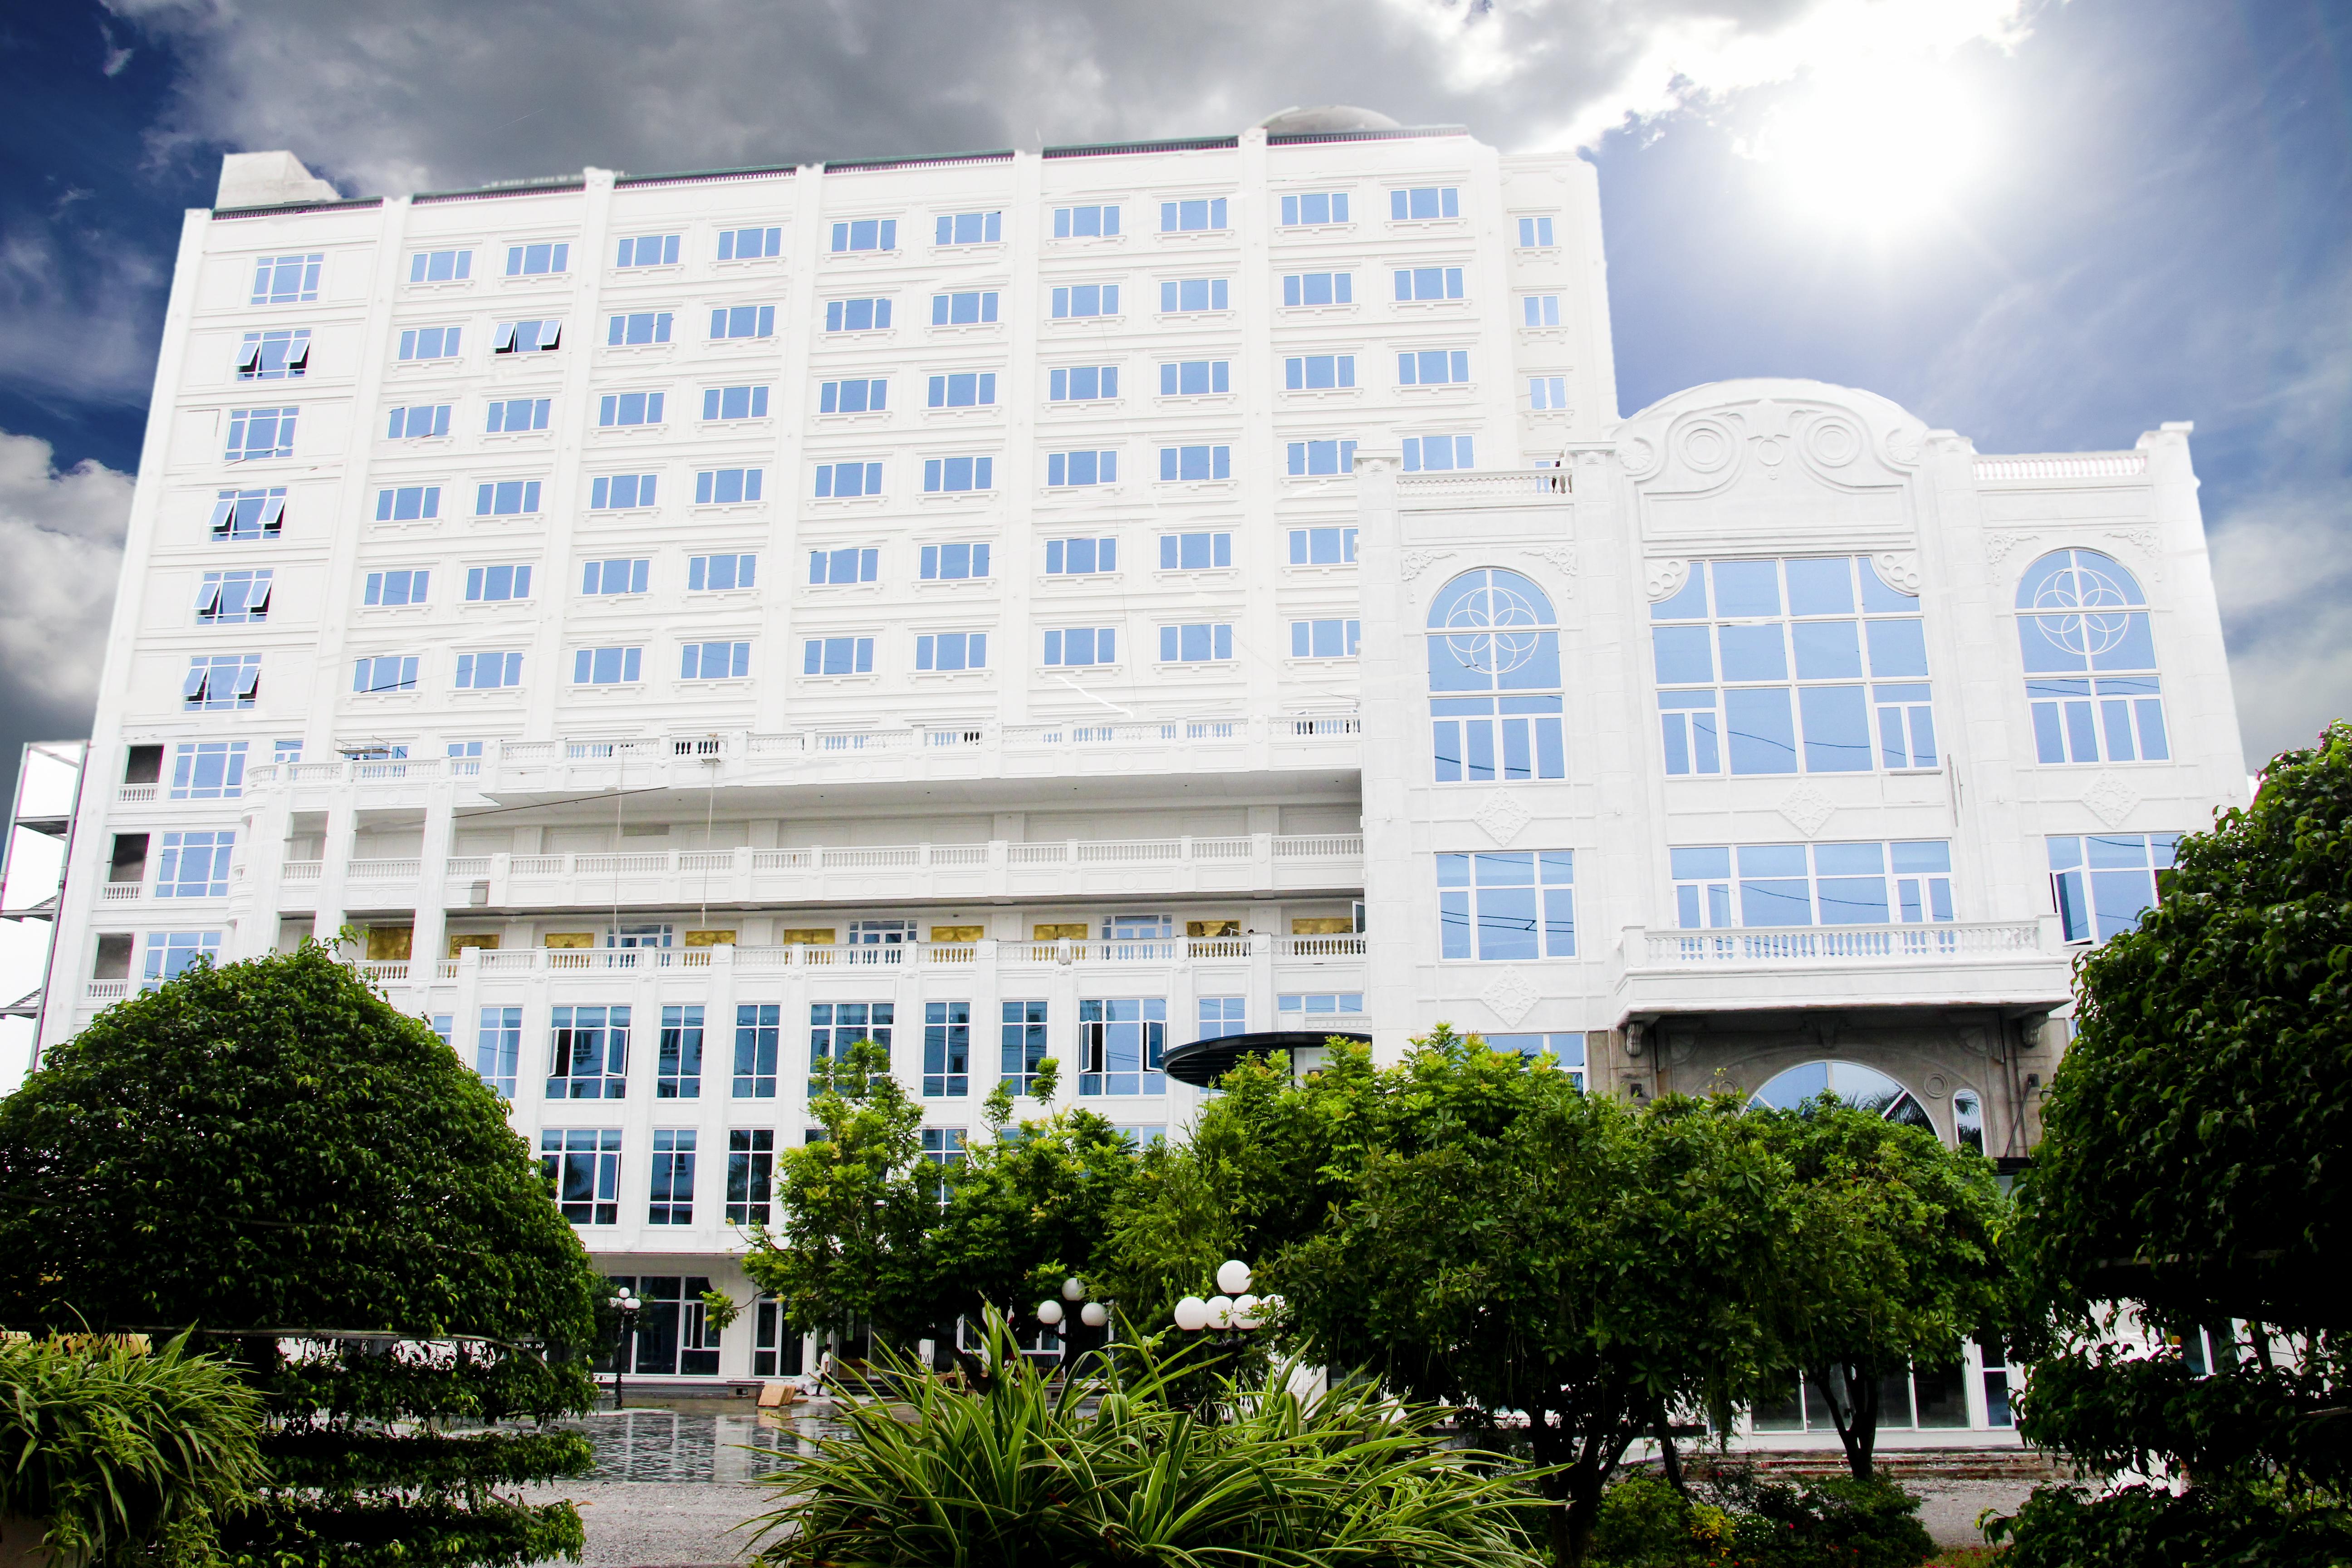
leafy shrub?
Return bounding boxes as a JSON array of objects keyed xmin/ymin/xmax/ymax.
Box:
[
  {"xmin": 748, "ymin": 1317, "xmax": 1546, "ymax": 1568},
  {"xmin": 1708, "ymin": 1474, "xmax": 1934, "ymax": 1568},
  {"xmin": 1591, "ymin": 1477, "xmax": 1735, "ymax": 1567},
  {"xmin": 1986, "ymin": 1481, "xmax": 2352, "ymax": 1568},
  {"xmin": 0, "ymin": 1332, "xmax": 266, "ymax": 1567}
]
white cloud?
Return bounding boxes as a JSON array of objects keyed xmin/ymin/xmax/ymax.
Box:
[
  {"xmin": 103, "ymin": 0, "xmax": 2032, "ymax": 196},
  {"xmin": 0, "ymin": 431, "xmax": 132, "ymax": 736},
  {"xmin": 2209, "ymin": 491, "xmax": 2352, "ymax": 769}
]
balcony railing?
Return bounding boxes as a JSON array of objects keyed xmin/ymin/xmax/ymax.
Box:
[
  {"xmin": 1635, "ymin": 922, "xmax": 2045, "ymax": 967},
  {"xmin": 225, "ymin": 715, "xmax": 1360, "ymax": 794}
]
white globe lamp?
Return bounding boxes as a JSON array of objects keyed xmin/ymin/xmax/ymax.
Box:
[
  {"xmin": 1215, "ymin": 1259, "xmax": 1253, "ymax": 1296},
  {"xmin": 1080, "ymin": 1301, "xmax": 1108, "ymax": 1328},
  {"xmin": 1037, "ymin": 1299, "xmax": 1065, "ymax": 1326},
  {"xmin": 1232, "ymin": 1293, "xmax": 1261, "ymax": 1329},
  {"xmin": 1173, "ymin": 1295, "xmax": 1210, "ymax": 1332},
  {"xmin": 1062, "ymin": 1276, "xmax": 1087, "ymax": 1302},
  {"xmin": 1206, "ymin": 1295, "xmax": 1234, "ymax": 1329}
]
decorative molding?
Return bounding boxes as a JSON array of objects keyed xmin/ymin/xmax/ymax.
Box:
[
  {"xmin": 1620, "ymin": 436, "xmax": 1658, "ymax": 477},
  {"xmin": 1678, "ymin": 419, "xmax": 1736, "ymax": 475},
  {"xmin": 1644, "ymin": 559, "xmax": 1690, "ymax": 602},
  {"xmin": 1871, "ymin": 551, "xmax": 1923, "ymax": 596},
  {"xmin": 1576, "ymin": 449, "xmax": 1608, "ymax": 469},
  {"xmin": 1521, "ymin": 545, "xmax": 1580, "ymax": 583},
  {"xmin": 1360, "ymin": 457, "xmax": 1393, "ymax": 475},
  {"xmin": 2082, "ymin": 774, "xmax": 2140, "ymax": 829},
  {"xmin": 2106, "ymin": 527, "xmax": 2162, "ymax": 578},
  {"xmin": 1480, "ymin": 968, "xmax": 1540, "ymax": 1029},
  {"xmin": 1470, "ymin": 793, "xmax": 1532, "ymax": 847},
  {"xmin": 1777, "ymin": 783, "xmax": 1837, "ymax": 839},
  {"xmin": 1802, "ymin": 417, "xmax": 1863, "ymax": 469},
  {"xmin": 1400, "ymin": 549, "xmax": 1454, "ymax": 581},
  {"xmin": 1984, "ymin": 532, "xmax": 2029, "ymax": 567},
  {"xmin": 1883, "ymin": 424, "xmax": 1926, "ymax": 467}
]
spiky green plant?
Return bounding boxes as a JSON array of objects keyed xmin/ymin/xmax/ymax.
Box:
[
  {"xmin": 0, "ymin": 1332, "xmax": 267, "ymax": 1566},
  {"xmin": 746, "ymin": 1315, "xmax": 1547, "ymax": 1568}
]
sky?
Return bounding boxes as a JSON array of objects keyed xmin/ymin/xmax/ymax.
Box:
[{"xmin": 0, "ymin": 0, "xmax": 2346, "ymax": 1058}]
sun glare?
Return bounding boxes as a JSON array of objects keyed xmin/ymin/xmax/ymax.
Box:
[{"xmin": 1747, "ymin": 64, "xmax": 1984, "ymax": 233}]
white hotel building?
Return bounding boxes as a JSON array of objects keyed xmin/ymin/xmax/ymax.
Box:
[{"xmin": 17, "ymin": 108, "xmax": 2245, "ymax": 1430}]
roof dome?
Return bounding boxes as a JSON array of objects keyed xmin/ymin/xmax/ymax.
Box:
[{"xmin": 1254, "ymin": 105, "xmax": 1402, "ymax": 136}]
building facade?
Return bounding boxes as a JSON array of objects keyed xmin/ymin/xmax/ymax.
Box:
[{"xmin": 25, "ymin": 109, "xmax": 2245, "ymax": 1430}]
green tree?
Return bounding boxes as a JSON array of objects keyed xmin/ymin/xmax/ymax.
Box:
[
  {"xmin": 742, "ymin": 1039, "xmax": 939, "ymax": 1357},
  {"xmin": 1999, "ymin": 722, "xmax": 2352, "ymax": 1563},
  {"xmin": 0, "ymin": 942, "xmax": 601, "ymax": 1568},
  {"xmin": 1228, "ymin": 1029, "xmax": 1794, "ymax": 1568},
  {"xmin": 1755, "ymin": 1100, "xmax": 2009, "ymax": 1481}
]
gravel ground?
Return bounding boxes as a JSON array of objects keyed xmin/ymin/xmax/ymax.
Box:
[
  {"xmin": 524, "ymin": 1481, "xmax": 773, "ymax": 1567},
  {"xmin": 1913, "ymin": 1479, "xmax": 2037, "ymax": 1550},
  {"xmin": 527, "ymin": 1476, "xmax": 2041, "ymax": 1564}
]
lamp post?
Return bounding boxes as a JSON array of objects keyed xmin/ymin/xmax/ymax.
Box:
[
  {"xmin": 1172, "ymin": 1259, "xmax": 1281, "ymax": 1339},
  {"xmin": 608, "ymin": 1286, "xmax": 642, "ymax": 1409},
  {"xmin": 1037, "ymin": 1276, "xmax": 1113, "ymax": 1374}
]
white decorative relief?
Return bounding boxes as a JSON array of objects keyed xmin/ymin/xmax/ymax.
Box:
[
  {"xmin": 1645, "ymin": 559, "xmax": 1690, "ymax": 601},
  {"xmin": 2106, "ymin": 528, "xmax": 2162, "ymax": 578},
  {"xmin": 1521, "ymin": 545, "xmax": 1579, "ymax": 583},
  {"xmin": 1984, "ymin": 532, "xmax": 2028, "ymax": 567},
  {"xmin": 1883, "ymin": 424, "xmax": 1926, "ymax": 467},
  {"xmin": 1471, "ymin": 794, "xmax": 1532, "ymax": 846},
  {"xmin": 1872, "ymin": 551, "xmax": 1923, "ymax": 595},
  {"xmin": 1804, "ymin": 417, "xmax": 1864, "ymax": 468},
  {"xmin": 1480, "ymin": 968, "xmax": 1540, "ymax": 1028},
  {"xmin": 2082, "ymin": 774, "xmax": 2140, "ymax": 829},
  {"xmin": 1401, "ymin": 549, "xmax": 1454, "ymax": 581},
  {"xmin": 1777, "ymin": 783, "xmax": 1837, "ymax": 838},
  {"xmin": 1620, "ymin": 436, "xmax": 1658, "ymax": 476}
]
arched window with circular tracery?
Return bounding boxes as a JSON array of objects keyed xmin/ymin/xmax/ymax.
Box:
[
  {"xmin": 1426, "ymin": 567, "xmax": 1565, "ymax": 782},
  {"xmin": 1749, "ymin": 1058, "xmax": 1984, "ymax": 1152},
  {"xmin": 2015, "ymin": 548, "xmax": 2168, "ymax": 764}
]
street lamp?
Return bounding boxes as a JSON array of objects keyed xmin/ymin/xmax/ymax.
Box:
[
  {"xmin": 1038, "ymin": 1277, "xmax": 1113, "ymax": 1365},
  {"xmin": 608, "ymin": 1286, "xmax": 642, "ymax": 1409},
  {"xmin": 1173, "ymin": 1259, "xmax": 1282, "ymax": 1336}
]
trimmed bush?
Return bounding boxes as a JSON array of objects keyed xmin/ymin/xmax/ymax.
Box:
[{"xmin": 0, "ymin": 1332, "xmax": 266, "ymax": 1566}]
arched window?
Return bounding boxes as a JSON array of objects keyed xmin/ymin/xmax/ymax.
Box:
[
  {"xmin": 2015, "ymin": 549, "xmax": 2168, "ymax": 764},
  {"xmin": 1750, "ymin": 1059, "xmax": 1936, "ymax": 1135},
  {"xmin": 1426, "ymin": 568, "xmax": 1564, "ymax": 782}
]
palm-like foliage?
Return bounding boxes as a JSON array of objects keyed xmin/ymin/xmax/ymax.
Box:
[
  {"xmin": 0, "ymin": 1332, "xmax": 267, "ymax": 1566},
  {"xmin": 746, "ymin": 1318, "xmax": 1545, "ymax": 1568}
]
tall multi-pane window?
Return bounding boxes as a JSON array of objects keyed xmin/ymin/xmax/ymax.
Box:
[
  {"xmin": 236, "ymin": 328, "xmax": 310, "ymax": 379},
  {"xmin": 1426, "ymin": 568, "xmax": 1565, "ymax": 783},
  {"xmin": 1671, "ymin": 842, "xmax": 1955, "ymax": 930},
  {"xmin": 2016, "ymin": 549, "xmax": 2168, "ymax": 764},
  {"xmin": 183, "ymin": 654, "xmax": 261, "ymax": 711},
  {"xmin": 252, "ymin": 253, "xmax": 322, "ymax": 303},
  {"xmin": 212, "ymin": 488, "xmax": 288, "ymax": 539},
  {"xmin": 1001, "ymin": 1001, "xmax": 1049, "ymax": 1093},
  {"xmin": 1438, "ymin": 851, "xmax": 1575, "ymax": 960},
  {"xmin": 169, "ymin": 741, "xmax": 247, "ymax": 800},
  {"xmin": 1078, "ymin": 1000, "xmax": 1165, "ymax": 1097},
  {"xmin": 716, "ymin": 226, "xmax": 782, "ymax": 260},
  {"xmin": 2048, "ymin": 833, "xmax": 2179, "ymax": 942},
  {"xmin": 1651, "ymin": 556, "xmax": 1931, "ymax": 777},
  {"xmin": 154, "ymin": 831, "xmax": 234, "ymax": 897},
  {"xmin": 925, "ymin": 1002, "xmax": 970, "ymax": 1097},
  {"xmin": 734, "ymin": 1004, "xmax": 780, "ymax": 1097},
  {"xmin": 1198, "ymin": 998, "xmax": 1245, "ymax": 1039},
  {"xmin": 1280, "ymin": 192, "xmax": 1349, "ymax": 225},
  {"xmin": 1522, "ymin": 294, "xmax": 1563, "ymax": 326},
  {"xmin": 1391, "ymin": 186, "xmax": 1460, "ymax": 220},
  {"xmin": 810, "ymin": 1003, "xmax": 892, "ymax": 1089},
  {"xmin": 226, "ymin": 407, "xmax": 297, "ymax": 461},
  {"xmin": 540, "ymin": 1129, "xmax": 620, "ymax": 1225},
  {"xmin": 476, "ymin": 1006, "xmax": 522, "ymax": 1098},
  {"xmin": 725, "ymin": 1130, "xmax": 774, "ymax": 1223},
  {"xmin": 659, "ymin": 1004, "xmax": 704, "ymax": 1097},
  {"xmin": 1052, "ymin": 205, "xmax": 1119, "ymax": 237},
  {"xmin": 920, "ymin": 1129, "xmax": 966, "ymax": 1205},
  {"xmin": 936, "ymin": 211, "xmax": 1002, "ymax": 245},
  {"xmin": 1517, "ymin": 215, "xmax": 1557, "ymax": 246},
  {"xmin": 648, "ymin": 1130, "xmax": 696, "ymax": 1224},
  {"xmin": 616, "ymin": 233, "xmax": 681, "ymax": 268},
  {"xmin": 1281, "ymin": 272, "xmax": 1352, "ymax": 306},
  {"xmin": 1160, "ymin": 197, "xmax": 1228, "ymax": 231},
  {"xmin": 830, "ymin": 218, "xmax": 898, "ymax": 253},
  {"xmin": 548, "ymin": 1005, "xmax": 629, "ymax": 1099}
]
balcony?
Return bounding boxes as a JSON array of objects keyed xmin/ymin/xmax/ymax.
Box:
[
  {"xmin": 237, "ymin": 715, "xmax": 1364, "ymax": 804},
  {"xmin": 1610, "ymin": 919, "xmax": 2072, "ymax": 1022},
  {"xmin": 309, "ymin": 834, "xmax": 1365, "ymax": 912},
  {"xmin": 359, "ymin": 932, "xmax": 1368, "ymax": 991}
]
